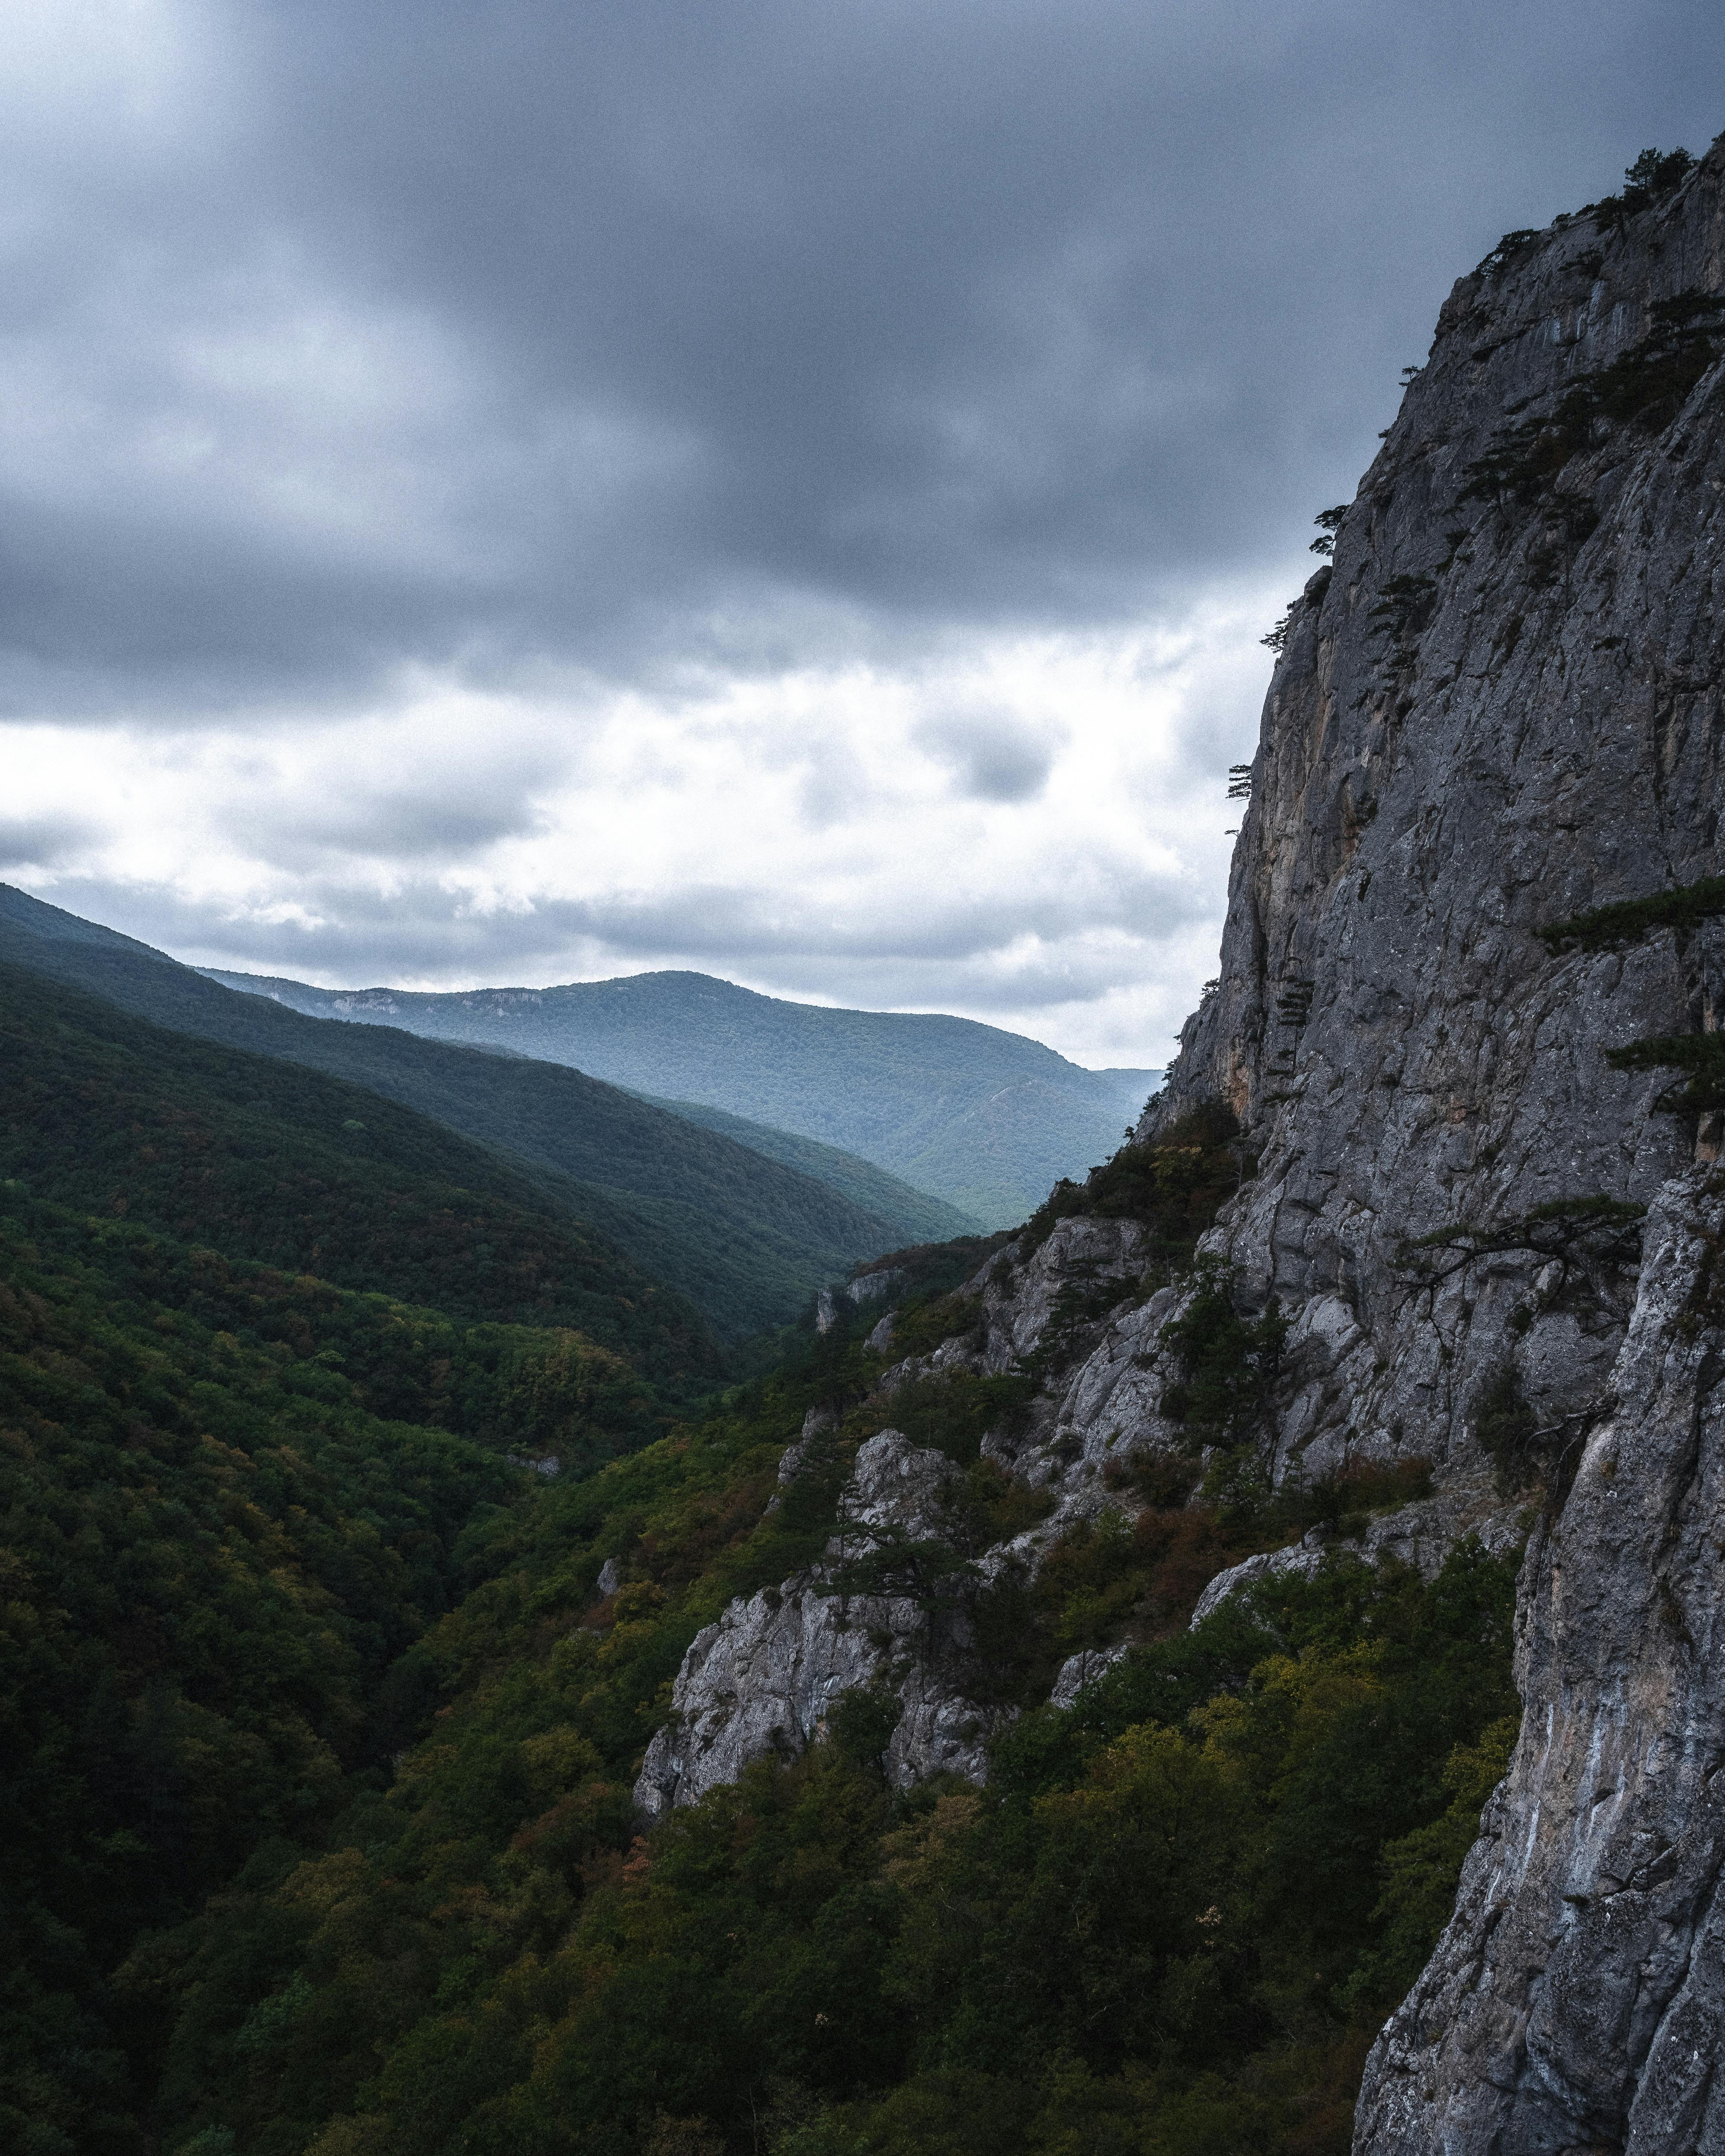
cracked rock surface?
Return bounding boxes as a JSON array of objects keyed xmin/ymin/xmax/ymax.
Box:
[
  {"xmin": 1355, "ymin": 1172, "xmax": 1725, "ymax": 2154},
  {"xmin": 635, "ymin": 1431, "xmax": 1011, "ymax": 1815},
  {"xmin": 1134, "ymin": 143, "xmax": 1725, "ymax": 2152}
]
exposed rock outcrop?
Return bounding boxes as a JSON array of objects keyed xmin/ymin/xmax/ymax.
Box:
[
  {"xmin": 1355, "ymin": 1170, "xmax": 1725, "ymax": 2154},
  {"xmin": 1143, "ymin": 141, "xmax": 1725, "ymax": 2150},
  {"xmin": 1188, "ymin": 1473, "xmax": 1523, "ymax": 1627},
  {"xmin": 815, "ymin": 1266, "xmax": 904, "ymax": 1333},
  {"xmin": 1143, "ymin": 152, "xmax": 1725, "ymax": 1499},
  {"xmin": 636, "ymin": 1431, "xmax": 1011, "ymax": 1814},
  {"xmin": 636, "ymin": 138, "xmax": 1725, "ymax": 2147}
]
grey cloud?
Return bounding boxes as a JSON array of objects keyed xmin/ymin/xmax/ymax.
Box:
[
  {"xmin": 56, "ymin": 855, "xmax": 1215, "ymax": 990},
  {"xmin": 746, "ymin": 946, "xmax": 1205, "ymax": 1019},
  {"xmin": 37, "ymin": 876, "xmax": 580, "ymax": 988},
  {"xmin": 913, "ymin": 705, "xmax": 1060, "ymax": 802},
  {"xmin": 534, "ymin": 871, "xmax": 1213, "ymax": 967},
  {"xmin": 0, "ymin": 812, "xmax": 98, "ymax": 872},
  {"xmin": 2, "ymin": 2, "xmax": 1720, "ymax": 713},
  {"xmin": 797, "ymin": 738, "xmax": 871, "ymax": 830},
  {"xmin": 8, "ymin": 5, "xmax": 1722, "ymax": 1056},
  {"xmin": 242, "ymin": 761, "xmax": 564, "ymax": 868}
]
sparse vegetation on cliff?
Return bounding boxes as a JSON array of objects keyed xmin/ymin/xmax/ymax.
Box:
[
  {"xmin": 1019, "ymin": 1103, "xmax": 1250, "ymax": 1275},
  {"xmin": 1538, "ymin": 871, "xmax": 1725, "ymax": 953},
  {"xmin": 1606, "ymin": 1032, "xmax": 1725, "ymax": 1112},
  {"xmin": 1458, "ymin": 288, "xmax": 1725, "ymax": 509}
]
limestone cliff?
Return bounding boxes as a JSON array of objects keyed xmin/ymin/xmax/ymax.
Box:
[
  {"xmin": 1142, "ymin": 136, "xmax": 1725, "ymax": 2151},
  {"xmin": 639, "ymin": 137, "xmax": 1725, "ymax": 2146}
]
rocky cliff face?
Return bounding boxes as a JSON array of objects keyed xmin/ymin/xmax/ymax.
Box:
[
  {"xmin": 1149, "ymin": 138, "xmax": 1725, "ymax": 2153},
  {"xmin": 1146, "ymin": 147, "xmax": 1725, "ymax": 1499},
  {"xmin": 636, "ymin": 1427, "xmax": 1016, "ymax": 1813},
  {"xmin": 638, "ymin": 139, "xmax": 1725, "ymax": 2147},
  {"xmin": 1356, "ymin": 1169, "xmax": 1725, "ymax": 2154}
]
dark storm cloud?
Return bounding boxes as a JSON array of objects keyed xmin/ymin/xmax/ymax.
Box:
[{"xmin": 6, "ymin": 0, "xmax": 1721, "ymax": 714}]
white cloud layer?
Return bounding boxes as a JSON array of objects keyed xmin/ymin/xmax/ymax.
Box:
[{"xmin": 4, "ymin": 580, "xmax": 1278, "ymax": 1059}]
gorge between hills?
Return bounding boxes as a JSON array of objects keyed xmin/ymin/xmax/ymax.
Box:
[{"xmin": 6, "ymin": 131, "xmax": 1725, "ymax": 2156}]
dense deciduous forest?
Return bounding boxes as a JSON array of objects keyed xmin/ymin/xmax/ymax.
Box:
[
  {"xmin": 0, "ymin": 959, "xmax": 719, "ymax": 1391},
  {"xmin": 0, "ymin": 947, "xmax": 1520, "ymax": 2156}
]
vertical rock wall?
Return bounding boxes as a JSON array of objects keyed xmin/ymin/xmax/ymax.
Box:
[
  {"xmin": 637, "ymin": 134, "xmax": 1725, "ymax": 2146},
  {"xmin": 1151, "ymin": 143, "xmax": 1725, "ymax": 1504},
  {"xmin": 1356, "ymin": 1172, "xmax": 1725, "ymax": 2152},
  {"xmin": 1138, "ymin": 138, "xmax": 1725, "ymax": 2151}
]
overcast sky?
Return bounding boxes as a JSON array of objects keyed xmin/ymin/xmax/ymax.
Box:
[{"xmin": 2, "ymin": 2, "xmax": 1720, "ymax": 1065}]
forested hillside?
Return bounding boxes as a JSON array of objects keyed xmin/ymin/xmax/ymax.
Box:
[
  {"xmin": 35, "ymin": 1216, "xmax": 1514, "ymax": 2156},
  {"xmin": 0, "ymin": 959, "xmax": 718, "ymax": 1392},
  {"xmin": 0, "ymin": 1181, "xmax": 675, "ymax": 2154},
  {"xmin": 0, "ymin": 1014, "xmax": 1519, "ymax": 2155},
  {"xmin": 0, "ymin": 890, "xmax": 951, "ymax": 1338},
  {"xmin": 627, "ymin": 1095, "xmax": 979, "ymax": 1246},
  {"xmin": 202, "ymin": 965, "xmax": 1159, "ymax": 1227}
]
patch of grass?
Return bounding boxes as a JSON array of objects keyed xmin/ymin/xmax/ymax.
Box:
[{"xmin": 888, "ymin": 1289, "xmax": 985, "ymax": 1360}]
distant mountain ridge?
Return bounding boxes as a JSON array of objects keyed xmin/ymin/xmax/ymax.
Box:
[
  {"xmin": 0, "ymin": 885, "xmax": 976, "ymax": 1336},
  {"xmin": 201, "ymin": 966, "xmax": 1161, "ymax": 1225}
]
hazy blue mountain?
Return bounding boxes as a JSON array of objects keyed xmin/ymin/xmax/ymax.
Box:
[
  {"xmin": 202, "ymin": 966, "xmax": 1162, "ymax": 1225},
  {"xmin": 0, "ymin": 885, "xmax": 966, "ymax": 1336}
]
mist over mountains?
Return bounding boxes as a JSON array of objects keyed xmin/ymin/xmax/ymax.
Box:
[{"xmin": 201, "ymin": 967, "xmax": 1160, "ymax": 1226}]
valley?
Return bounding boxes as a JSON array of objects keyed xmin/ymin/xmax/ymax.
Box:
[{"xmin": 6, "ymin": 128, "xmax": 1725, "ymax": 2156}]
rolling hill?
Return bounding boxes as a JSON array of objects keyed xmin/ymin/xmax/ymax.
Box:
[
  {"xmin": 200, "ymin": 966, "xmax": 1162, "ymax": 1225},
  {"xmin": 0, "ymin": 954, "xmax": 721, "ymax": 1394},
  {"xmin": 0, "ymin": 886, "xmax": 966, "ymax": 1337}
]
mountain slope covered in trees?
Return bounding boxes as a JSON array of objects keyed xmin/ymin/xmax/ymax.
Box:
[
  {"xmin": 201, "ymin": 965, "xmax": 1159, "ymax": 1226},
  {"xmin": 0, "ymin": 889, "xmax": 957, "ymax": 1338},
  {"xmin": 0, "ymin": 1184, "xmax": 683, "ymax": 2155},
  {"xmin": 0, "ymin": 956, "xmax": 1518, "ymax": 2156},
  {"xmin": 0, "ymin": 958, "xmax": 719, "ymax": 1393},
  {"xmin": 625, "ymin": 1094, "xmax": 980, "ymax": 1246},
  {"xmin": 45, "ymin": 1189, "xmax": 1514, "ymax": 2156}
]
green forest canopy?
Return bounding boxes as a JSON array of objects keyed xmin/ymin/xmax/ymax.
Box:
[{"xmin": 0, "ymin": 915, "xmax": 1520, "ymax": 2154}]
